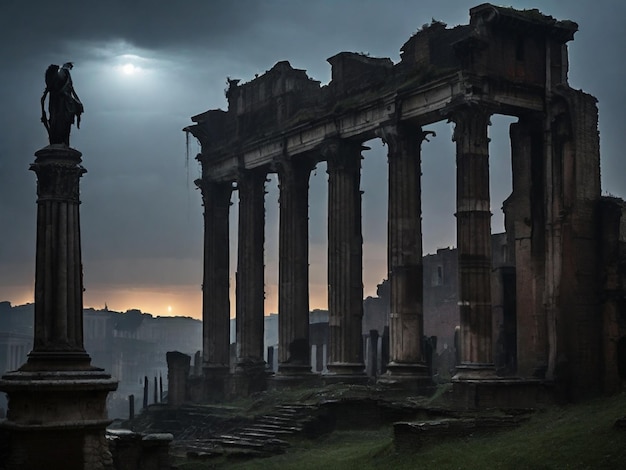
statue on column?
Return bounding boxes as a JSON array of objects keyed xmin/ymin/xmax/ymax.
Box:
[{"xmin": 40, "ymin": 62, "xmax": 84, "ymax": 146}]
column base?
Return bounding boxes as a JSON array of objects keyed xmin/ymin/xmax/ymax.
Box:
[
  {"xmin": 229, "ymin": 359, "xmax": 268, "ymax": 397},
  {"xmin": 277, "ymin": 363, "xmax": 312, "ymax": 375},
  {"xmin": 270, "ymin": 368, "xmax": 322, "ymax": 390},
  {"xmin": 21, "ymin": 350, "xmax": 94, "ymax": 371},
  {"xmin": 323, "ymin": 362, "xmax": 368, "ymax": 385},
  {"xmin": 201, "ymin": 365, "xmax": 230, "ymax": 402},
  {"xmin": 452, "ymin": 362, "xmax": 497, "ymax": 381},
  {"xmin": 0, "ymin": 369, "xmax": 118, "ymax": 469},
  {"xmin": 450, "ymin": 377, "xmax": 555, "ymax": 409},
  {"xmin": 377, "ymin": 362, "xmax": 433, "ymax": 393},
  {"xmin": 234, "ymin": 358, "xmax": 266, "ymax": 376}
]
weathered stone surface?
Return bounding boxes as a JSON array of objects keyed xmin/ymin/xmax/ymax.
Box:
[
  {"xmin": 0, "ymin": 145, "xmax": 117, "ymax": 469},
  {"xmin": 186, "ymin": 3, "xmax": 623, "ymax": 405}
]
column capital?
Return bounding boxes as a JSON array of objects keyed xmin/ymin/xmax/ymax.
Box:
[
  {"xmin": 275, "ymin": 154, "xmax": 317, "ymax": 181},
  {"xmin": 195, "ymin": 178, "xmax": 233, "ymax": 208},
  {"xmin": 320, "ymin": 138, "xmax": 366, "ymax": 171},
  {"xmin": 235, "ymin": 166, "xmax": 268, "ymax": 188},
  {"xmin": 31, "ymin": 147, "xmax": 86, "ymax": 203},
  {"xmin": 449, "ymin": 105, "xmax": 493, "ymax": 150},
  {"xmin": 377, "ymin": 122, "xmax": 436, "ymax": 153}
]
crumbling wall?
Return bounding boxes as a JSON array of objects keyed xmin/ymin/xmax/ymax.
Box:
[
  {"xmin": 598, "ymin": 197, "xmax": 626, "ymax": 393},
  {"xmin": 547, "ymin": 87, "xmax": 602, "ymax": 398}
]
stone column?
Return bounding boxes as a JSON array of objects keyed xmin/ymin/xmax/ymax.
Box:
[
  {"xmin": 450, "ymin": 107, "xmax": 496, "ymax": 379},
  {"xmin": 505, "ymin": 119, "xmax": 548, "ymax": 378},
  {"xmin": 276, "ymin": 157, "xmax": 313, "ymax": 375},
  {"xmin": 235, "ymin": 168, "xmax": 266, "ymax": 373},
  {"xmin": 166, "ymin": 351, "xmax": 191, "ymax": 407},
  {"xmin": 382, "ymin": 123, "xmax": 432, "ymax": 381},
  {"xmin": 0, "ymin": 145, "xmax": 117, "ymax": 470},
  {"xmin": 324, "ymin": 139, "xmax": 366, "ymax": 377},
  {"xmin": 28, "ymin": 147, "xmax": 90, "ymax": 367},
  {"xmin": 197, "ymin": 179, "xmax": 233, "ymax": 372}
]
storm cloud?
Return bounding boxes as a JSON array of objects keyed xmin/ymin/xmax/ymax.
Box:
[{"xmin": 1, "ymin": 0, "xmax": 624, "ymax": 316}]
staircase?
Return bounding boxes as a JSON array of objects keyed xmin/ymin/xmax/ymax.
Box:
[{"xmin": 176, "ymin": 403, "xmax": 325, "ymax": 461}]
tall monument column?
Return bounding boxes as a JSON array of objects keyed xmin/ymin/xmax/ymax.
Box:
[
  {"xmin": 450, "ymin": 106, "xmax": 496, "ymax": 379},
  {"xmin": 381, "ymin": 123, "xmax": 432, "ymax": 383},
  {"xmin": 197, "ymin": 178, "xmax": 233, "ymax": 393},
  {"xmin": 235, "ymin": 168, "xmax": 267, "ymax": 375},
  {"xmin": 324, "ymin": 139, "xmax": 366, "ymax": 378},
  {"xmin": 0, "ymin": 64, "xmax": 117, "ymax": 469},
  {"xmin": 0, "ymin": 147, "xmax": 118, "ymax": 470},
  {"xmin": 276, "ymin": 157, "xmax": 313, "ymax": 375}
]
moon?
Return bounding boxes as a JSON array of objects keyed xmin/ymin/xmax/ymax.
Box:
[{"xmin": 121, "ymin": 63, "xmax": 137, "ymax": 75}]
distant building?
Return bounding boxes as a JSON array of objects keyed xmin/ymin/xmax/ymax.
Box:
[{"xmin": 0, "ymin": 302, "xmax": 202, "ymax": 418}]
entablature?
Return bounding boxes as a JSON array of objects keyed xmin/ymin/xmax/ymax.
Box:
[{"xmin": 188, "ymin": 3, "xmax": 579, "ymax": 183}]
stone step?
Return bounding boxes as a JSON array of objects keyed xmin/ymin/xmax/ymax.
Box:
[
  {"xmin": 238, "ymin": 432, "xmax": 289, "ymax": 445},
  {"xmin": 238, "ymin": 430, "xmax": 277, "ymax": 439},
  {"xmin": 214, "ymin": 434, "xmax": 266, "ymax": 445},
  {"xmin": 243, "ymin": 425, "xmax": 299, "ymax": 435},
  {"xmin": 210, "ymin": 436, "xmax": 287, "ymax": 456},
  {"xmin": 248, "ymin": 422, "xmax": 303, "ymax": 432},
  {"xmin": 257, "ymin": 415, "xmax": 297, "ymax": 424},
  {"xmin": 276, "ymin": 404, "xmax": 317, "ymax": 410}
]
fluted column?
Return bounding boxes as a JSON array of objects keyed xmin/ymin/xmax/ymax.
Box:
[
  {"xmin": 383, "ymin": 123, "xmax": 432, "ymax": 379},
  {"xmin": 277, "ymin": 157, "xmax": 313, "ymax": 374},
  {"xmin": 0, "ymin": 145, "xmax": 117, "ymax": 470},
  {"xmin": 27, "ymin": 145, "xmax": 91, "ymax": 368},
  {"xmin": 324, "ymin": 139, "xmax": 365, "ymax": 376},
  {"xmin": 235, "ymin": 169, "xmax": 266, "ymax": 371},
  {"xmin": 197, "ymin": 178, "xmax": 233, "ymax": 371},
  {"xmin": 451, "ymin": 106, "xmax": 496, "ymax": 379}
]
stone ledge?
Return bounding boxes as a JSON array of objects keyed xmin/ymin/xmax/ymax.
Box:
[
  {"xmin": 0, "ymin": 419, "xmax": 112, "ymax": 431},
  {"xmin": 394, "ymin": 414, "xmax": 528, "ymax": 452}
]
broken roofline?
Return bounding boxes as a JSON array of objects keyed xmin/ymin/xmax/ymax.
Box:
[{"xmin": 186, "ymin": 3, "xmax": 579, "ymax": 178}]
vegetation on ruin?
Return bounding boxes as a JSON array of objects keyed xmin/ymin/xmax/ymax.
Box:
[{"xmin": 174, "ymin": 390, "xmax": 626, "ymax": 469}]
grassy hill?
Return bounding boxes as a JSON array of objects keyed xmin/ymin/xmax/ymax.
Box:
[{"xmin": 177, "ymin": 391, "xmax": 626, "ymax": 470}]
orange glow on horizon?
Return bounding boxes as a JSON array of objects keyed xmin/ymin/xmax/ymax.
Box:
[{"xmin": 0, "ymin": 255, "xmax": 387, "ymax": 320}]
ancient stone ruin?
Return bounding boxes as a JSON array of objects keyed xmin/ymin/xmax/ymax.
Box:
[
  {"xmin": 185, "ymin": 3, "xmax": 626, "ymax": 405},
  {"xmin": 0, "ymin": 144, "xmax": 118, "ymax": 469}
]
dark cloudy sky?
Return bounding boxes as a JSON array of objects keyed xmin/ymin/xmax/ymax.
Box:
[{"xmin": 1, "ymin": 0, "xmax": 624, "ymax": 319}]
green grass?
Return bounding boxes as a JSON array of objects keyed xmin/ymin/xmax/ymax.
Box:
[{"xmin": 176, "ymin": 392, "xmax": 626, "ymax": 470}]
